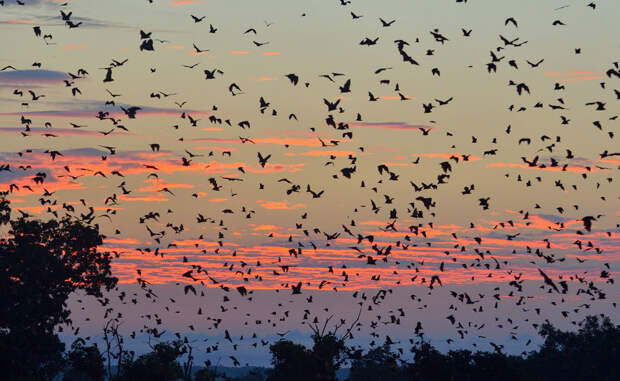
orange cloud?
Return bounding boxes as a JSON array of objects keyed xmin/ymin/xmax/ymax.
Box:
[
  {"xmin": 136, "ymin": 182, "xmax": 195, "ymax": 193},
  {"xmin": 253, "ymin": 224, "xmax": 283, "ymax": 231},
  {"xmin": 169, "ymin": 239, "xmax": 228, "ymax": 248},
  {"xmin": 104, "ymin": 238, "xmax": 146, "ymax": 245},
  {"xmin": 104, "ymin": 234, "xmax": 610, "ymax": 288},
  {"xmin": 258, "ymin": 200, "xmax": 306, "ymax": 210},
  {"xmin": 417, "ymin": 153, "xmax": 482, "ymax": 161},
  {"xmin": 544, "ymin": 70, "xmax": 603, "ymax": 82},
  {"xmin": 190, "ymin": 136, "xmax": 327, "ymax": 147},
  {"xmin": 208, "ymin": 198, "xmax": 229, "ymax": 202},
  {"xmin": 299, "ymin": 150, "xmax": 354, "ymax": 157},
  {"xmin": 62, "ymin": 45, "xmax": 88, "ymax": 50},
  {"xmin": 1, "ymin": 178, "xmax": 85, "ymax": 195}
]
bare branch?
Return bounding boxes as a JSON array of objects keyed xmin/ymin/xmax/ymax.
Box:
[
  {"xmin": 341, "ymin": 305, "xmax": 363, "ymax": 341},
  {"xmin": 321, "ymin": 314, "xmax": 334, "ymax": 337}
]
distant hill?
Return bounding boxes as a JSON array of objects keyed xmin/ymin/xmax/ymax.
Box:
[{"xmin": 89, "ymin": 365, "xmax": 348, "ymax": 380}]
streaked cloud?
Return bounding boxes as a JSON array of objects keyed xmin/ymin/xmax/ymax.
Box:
[
  {"xmin": 351, "ymin": 121, "xmax": 435, "ymax": 130},
  {"xmin": 0, "ymin": 69, "xmax": 68, "ymax": 85},
  {"xmin": 258, "ymin": 200, "xmax": 306, "ymax": 210}
]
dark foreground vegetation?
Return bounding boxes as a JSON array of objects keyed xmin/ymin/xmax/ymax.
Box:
[{"xmin": 1, "ymin": 199, "xmax": 618, "ymax": 381}]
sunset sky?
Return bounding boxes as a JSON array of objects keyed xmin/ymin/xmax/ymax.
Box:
[{"xmin": 0, "ymin": 0, "xmax": 618, "ymax": 366}]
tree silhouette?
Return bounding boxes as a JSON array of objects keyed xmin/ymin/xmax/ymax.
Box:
[
  {"xmin": 193, "ymin": 366, "xmax": 220, "ymax": 381},
  {"xmin": 527, "ymin": 315, "xmax": 619, "ymax": 381},
  {"xmin": 268, "ymin": 312, "xmax": 360, "ymax": 381},
  {"xmin": 404, "ymin": 340, "xmax": 451, "ymax": 381},
  {"xmin": 347, "ymin": 342, "xmax": 405, "ymax": 381},
  {"xmin": 311, "ymin": 332, "xmax": 347, "ymax": 381},
  {"xmin": 403, "ymin": 340, "xmax": 526, "ymax": 381},
  {"xmin": 63, "ymin": 338, "xmax": 106, "ymax": 381},
  {"xmin": 466, "ymin": 351, "xmax": 523, "ymax": 381},
  {"xmin": 0, "ymin": 328, "xmax": 65, "ymax": 381},
  {"xmin": 0, "ymin": 198, "xmax": 118, "ymax": 381},
  {"xmin": 115, "ymin": 340, "xmax": 186, "ymax": 381},
  {"xmin": 267, "ymin": 339, "xmax": 312, "ymax": 381},
  {"xmin": 267, "ymin": 333, "xmax": 348, "ymax": 381}
]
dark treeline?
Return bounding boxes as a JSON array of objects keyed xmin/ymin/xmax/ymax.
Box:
[
  {"xmin": 0, "ymin": 199, "xmax": 618, "ymax": 381},
  {"xmin": 3, "ymin": 315, "xmax": 618, "ymax": 381}
]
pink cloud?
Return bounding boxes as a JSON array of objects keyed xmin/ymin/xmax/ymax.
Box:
[
  {"xmin": 170, "ymin": 0, "xmax": 206, "ymax": 5},
  {"xmin": 1, "ymin": 108, "xmax": 210, "ymax": 119},
  {"xmin": 486, "ymin": 162, "xmax": 607, "ymax": 173},
  {"xmin": 118, "ymin": 195, "xmax": 170, "ymax": 202},
  {"xmin": 1, "ymin": 19, "xmax": 35, "ymax": 24},
  {"xmin": 351, "ymin": 122, "xmax": 434, "ymax": 131},
  {"xmin": 381, "ymin": 95, "xmax": 413, "ymax": 100},
  {"xmin": 558, "ymin": 76, "xmax": 601, "ymax": 82},
  {"xmin": 544, "ymin": 70, "xmax": 602, "ymax": 76}
]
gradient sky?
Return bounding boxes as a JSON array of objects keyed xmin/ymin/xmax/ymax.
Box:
[{"xmin": 0, "ymin": 0, "xmax": 618, "ymax": 367}]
